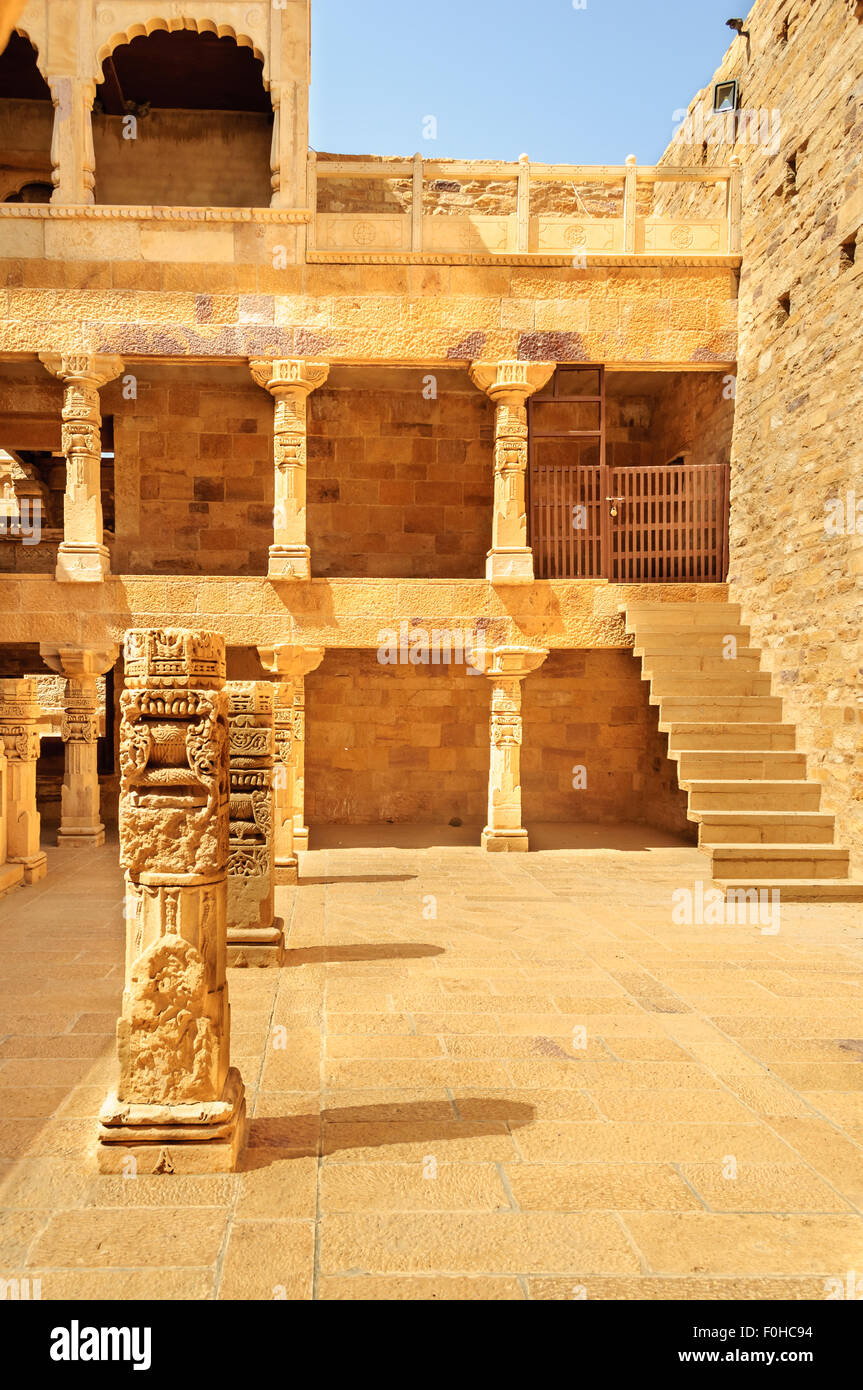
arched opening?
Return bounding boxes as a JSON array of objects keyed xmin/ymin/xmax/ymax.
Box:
[
  {"xmin": 93, "ymin": 28, "xmax": 272, "ymax": 207},
  {"xmin": 0, "ymin": 32, "xmax": 53, "ymax": 202}
]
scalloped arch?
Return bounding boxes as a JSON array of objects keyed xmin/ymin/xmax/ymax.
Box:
[
  {"xmin": 95, "ymin": 16, "xmax": 269, "ymax": 89},
  {"xmin": 10, "ymin": 26, "xmax": 52, "ymax": 92}
]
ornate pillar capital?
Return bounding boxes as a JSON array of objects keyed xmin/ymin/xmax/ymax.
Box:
[
  {"xmin": 469, "ymin": 359, "xmax": 556, "ymax": 404},
  {"xmin": 257, "ymin": 644, "xmax": 326, "ymax": 681},
  {"xmin": 469, "ymin": 646, "xmax": 550, "ymax": 683},
  {"xmin": 249, "ymin": 358, "xmax": 330, "ymax": 398},
  {"xmin": 39, "ymin": 353, "xmax": 125, "ymax": 390},
  {"xmin": 39, "ymin": 643, "xmax": 119, "ymax": 681}
]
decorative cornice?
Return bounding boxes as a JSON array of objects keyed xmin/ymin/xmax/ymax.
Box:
[
  {"xmin": 308, "ymin": 251, "xmax": 743, "ymax": 269},
  {"xmin": 0, "ymin": 206, "xmax": 312, "ymax": 224}
]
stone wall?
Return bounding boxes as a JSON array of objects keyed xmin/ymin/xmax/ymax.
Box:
[
  {"xmin": 649, "ymin": 372, "xmax": 734, "ymax": 471},
  {"xmin": 659, "ymin": 0, "xmax": 863, "ymax": 873},
  {"xmin": 93, "ymin": 109, "xmax": 273, "ymax": 209},
  {"xmin": 0, "ymin": 98, "xmax": 53, "ymax": 199},
  {"xmin": 305, "ymin": 651, "xmax": 489, "ymax": 824},
  {"xmin": 307, "ymin": 382, "xmax": 493, "ymax": 579},
  {"xmin": 522, "ymin": 650, "xmax": 693, "ymax": 834}
]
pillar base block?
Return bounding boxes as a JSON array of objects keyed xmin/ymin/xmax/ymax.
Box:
[
  {"xmin": 268, "ymin": 546, "xmax": 311, "ymax": 582},
  {"xmin": 274, "ymin": 857, "xmax": 299, "ymax": 885},
  {"xmin": 227, "ymin": 921, "xmax": 285, "ymax": 969},
  {"xmin": 57, "ymin": 825, "xmax": 105, "ymax": 848},
  {"xmin": 0, "ymin": 863, "xmax": 24, "ymax": 898},
  {"xmin": 486, "ymin": 548, "xmax": 534, "ymax": 586},
  {"xmin": 481, "ymin": 827, "xmax": 529, "ymax": 853},
  {"xmin": 12, "ymin": 852, "xmax": 48, "ymax": 883},
  {"xmin": 97, "ymin": 1068, "xmax": 247, "ymax": 1174},
  {"xmin": 293, "ymin": 826, "xmax": 310, "ymax": 853},
  {"xmin": 55, "ymin": 544, "xmax": 110, "ymax": 584}
]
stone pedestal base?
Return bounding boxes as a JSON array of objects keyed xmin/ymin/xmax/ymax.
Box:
[
  {"xmin": 0, "ymin": 862, "xmax": 24, "ymax": 899},
  {"xmin": 482, "ymin": 828, "xmax": 529, "ymax": 853},
  {"xmin": 13, "ymin": 852, "xmax": 48, "ymax": 883},
  {"xmin": 55, "ymin": 544, "xmax": 110, "ymax": 584},
  {"xmin": 227, "ymin": 920, "xmax": 284, "ymax": 969},
  {"xmin": 97, "ymin": 1068, "xmax": 247, "ymax": 1174},
  {"xmin": 268, "ymin": 546, "xmax": 311, "ymax": 581},
  {"xmin": 275, "ymin": 857, "xmax": 299, "ymax": 886},
  {"xmin": 486, "ymin": 548, "xmax": 534, "ymax": 586},
  {"xmin": 57, "ymin": 824, "xmax": 105, "ymax": 848},
  {"xmin": 293, "ymin": 826, "xmax": 309, "ymax": 854}
]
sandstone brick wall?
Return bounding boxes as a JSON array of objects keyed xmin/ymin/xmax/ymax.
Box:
[
  {"xmin": 308, "ymin": 383, "xmax": 493, "ymax": 578},
  {"xmin": 659, "ymin": 0, "xmax": 863, "ymax": 873},
  {"xmin": 522, "ymin": 650, "xmax": 693, "ymax": 835},
  {"xmin": 305, "ymin": 651, "xmax": 490, "ymax": 824},
  {"xmin": 107, "ymin": 371, "xmax": 273, "ymax": 576},
  {"xmin": 93, "ymin": 110, "xmax": 273, "ymax": 208}
]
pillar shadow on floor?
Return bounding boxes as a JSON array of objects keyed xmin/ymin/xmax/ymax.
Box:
[
  {"xmin": 282, "ymin": 943, "xmax": 446, "ymax": 966},
  {"xmin": 306, "ymin": 822, "xmax": 486, "ymax": 851},
  {"xmin": 242, "ymin": 1098, "xmax": 536, "ymax": 1166}
]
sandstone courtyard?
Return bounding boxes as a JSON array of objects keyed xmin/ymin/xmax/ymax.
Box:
[{"xmin": 2, "ymin": 827, "xmax": 863, "ymax": 1300}]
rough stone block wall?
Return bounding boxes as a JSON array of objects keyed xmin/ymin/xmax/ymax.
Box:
[
  {"xmin": 649, "ymin": 372, "xmax": 734, "ymax": 470},
  {"xmin": 305, "ymin": 651, "xmax": 489, "ymax": 824},
  {"xmin": 307, "ymin": 385, "xmax": 494, "ymax": 578},
  {"xmin": 660, "ymin": 0, "xmax": 863, "ymax": 873},
  {"xmin": 92, "ymin": 110, "xmax": 273, "ymax": 208},
  {"xmin": 521, "ymin": 650, "xmax": 693, "ymax": 836}
]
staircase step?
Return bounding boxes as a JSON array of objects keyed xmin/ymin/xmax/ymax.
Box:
[
  {"xmin": 677, "ymin": 750, "xmax": 808, "ymax": 782},
  {"xmin": 624, "ymin": 602, "xmax": 740, "ymax": 630},
  {"xmin": 633, "ymin": 628, "xmax": 751, "ymax": 654},
  {"xmin": 657, "ymin": 697, "xmax": 784, "ymax": 722},
  {"xmin": 695, "ymin": 811, "xmax": 836, "ymax": 846},
  {"xmin": 650, "ymin": 673, "xmax": 773, "ymax": 698},
  {"xmin": 687, "ymin": 780, "xmax": 822, "ymax": 812},
  {"xmin": 666, "ymin": 723, "xmax": 796, "ymax": 751},
  {"xmin": 710, "ymin": 845, "xmax": 850, "ymax": 880},
  {"xmin": 642, "ymin": 652, "xmax": 763, "ymax": 677},
  {"xmin": 716, "ymin": 879, "xmax": 863, "ymax": 904}
]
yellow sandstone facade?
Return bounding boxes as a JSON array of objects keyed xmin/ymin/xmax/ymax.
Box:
[{"xmin": 0, "ymin": 0, "xmax": 860, "ymax": 928}]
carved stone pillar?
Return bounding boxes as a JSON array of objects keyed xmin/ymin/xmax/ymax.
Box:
[
  {"xmin": 249, "ymin": 358, "xmax": 330, "ymax": 581},
  {"xmin": 0, "ymin": 679, "xmax": 46, "ymax": 884},
  {"xmin": 226, "ymin": 681, "xmax": 282, "ymax": 968},
  {"xmin": 471, "ymin": 647, "xmax": 548, "ymax": 853},
  {"xmin": 39, "ymin": 353, "xmax": 124, "ymax": 583},
  {"xmin": 47, "ymin": 75, "xmax": 97, "ymax": 206},
  {"xmin": 257, "ymin": 644, "xmax": 325, "ymax": 880},
  {"xmin": 469, "ymin": 360, "xmax": 556, "ymax": 585},
  {"xmin": 39, "ymin": 645, "xmax": 118, "ymax": 847},
  {"xmin": 97, "ymin": 629, "xmax": 246, "ymax": 1174},
  {"xmin": 0, "ymin": 725, "xmax": 25, "ymax": 899}
]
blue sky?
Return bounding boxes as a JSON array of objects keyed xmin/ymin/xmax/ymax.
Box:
[{"xmin": 309, "ymin": 0, "xmax": 739, "ymax": 164}]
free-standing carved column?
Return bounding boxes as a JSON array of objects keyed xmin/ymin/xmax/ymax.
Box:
[
  {"xmin": 226, "ymin": 681, "xmax": 282, "ymax": 968},
  {"xmin": 0, "ymin": 708, "xmax": 25, "ymax": 899},
  {"xmin": 257, "ymin": 644, "xmax": 325, "ymax": 880},
  {"xmin": 40, "ymin": 644, "xmax": 118, "ymax": 847},
  {"xmin": 471, "ymin": 647, "xmax": 548, "ymax": 853},
  {"xmin": 249, "ymin": 358, "xmax": 330, "ymax": 581},
  {"xmin": 469, "ymin": 360, "xmax": 556, "ymax": 586},
  {"xmin": 0, "ymin": 679, "xmax": 46, "ymax": 884},
  {"xmin": 97, "ymin": 629, "xmax": 246, "ymax": 1174},
  {"xmin": 39, "ymin": 353, "xmax": 124, "ymax": 583}
]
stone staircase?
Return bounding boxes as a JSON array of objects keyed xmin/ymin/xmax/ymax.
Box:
[{"xmin": 623, "ymin": 600, "xmax": 863, "ymax": 903}]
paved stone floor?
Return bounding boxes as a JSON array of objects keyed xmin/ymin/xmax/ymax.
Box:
[{"xmin": 2, "ymin": 824, "xmax": 863, "ymax": 1301}]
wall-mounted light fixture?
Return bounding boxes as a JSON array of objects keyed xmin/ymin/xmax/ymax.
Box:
[{"xmin": 713, "ymin": 78, "xmax": 740, "ymax": 114}]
